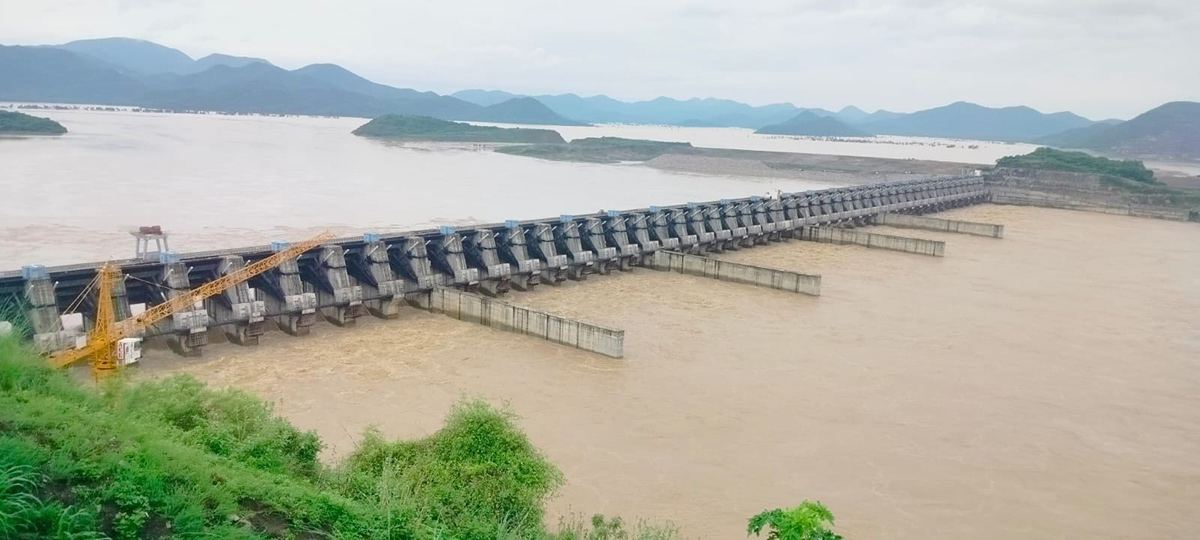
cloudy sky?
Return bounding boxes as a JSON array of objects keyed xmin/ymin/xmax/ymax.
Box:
[{"xmin": 2, "ymin": 0, "xmax": 1195, "ymax": 119}]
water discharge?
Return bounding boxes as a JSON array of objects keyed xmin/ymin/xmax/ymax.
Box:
[{"xmin": 138, "ymin": 204, "xmax": 1200, "ymax": 540}]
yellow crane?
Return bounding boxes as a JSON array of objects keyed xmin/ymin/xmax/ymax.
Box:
[{"xmin": 51, "ymin": 232, "xmax": 336, "ymax": 379}]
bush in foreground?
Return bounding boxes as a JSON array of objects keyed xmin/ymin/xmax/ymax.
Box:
[
  {"xmin": 747, "ymin": 501, "xmax": 841, "ymax": 540},
  {"xmin": 0, "ymin": 336, "xmax": 678, "ymax": 540}
]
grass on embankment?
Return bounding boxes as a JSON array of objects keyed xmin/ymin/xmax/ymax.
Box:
[
  {"xmin": 0, "ymin": 335, "xmax": 678, "ymax": 540},
  {"xmin": 493, "ymin": 137, "xmax": 694, "ymax": 164}
]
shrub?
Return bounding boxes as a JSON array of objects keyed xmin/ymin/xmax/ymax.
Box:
[{"xmin": 747, "ymin": 501, "xmax": 841, "ymax": 540}]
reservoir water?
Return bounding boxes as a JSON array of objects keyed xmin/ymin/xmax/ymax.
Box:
[{"xmin": 0, "ymin": 109, "xmax": 833, "ymax": 268}]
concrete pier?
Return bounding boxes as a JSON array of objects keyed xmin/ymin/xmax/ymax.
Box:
[
  {"xmin": 422, "ymin": 287, "xmax": 624, "ymax": 358},
  {"xmin": 154, "ymin": 259, "xmax": 210, "ymax": 356},
  {"xmin": 651, "ymin": 251, "xmax": 821, "ymax": 296},
  {"xmin": 990, "ymin": 188, "xmax": 1196, "ymax": 222},
  {"xmin": 874, "ymin": 213, "xmax": 1005, "ymax": 238},
  {"xmin": 798, "ymin": 226, "xmax": 946, "ymax": 257},
  {"xmin": 206, "ymin": 256, "xmax": 266, "ymax": 345},
  {"xmin": 20, "ymin": 266, "xmax": 75, "ymax": 353},
  {"xmin": 259, "ymin": 244, "xmax": 318, "ymax": 336}
]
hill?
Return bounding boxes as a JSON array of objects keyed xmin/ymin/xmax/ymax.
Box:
[
  {"xmin": 863, "ymin": 101, "xmax": 1095, "ymax": 141},
  {"xmin": 0, "ymin": 110, "xmax": 67, "ymax": 134},
  {"xmin": 194, "ymin": 53, "xmax": 273, "ymax": 71},
  {"xmin": 755, "ymin": 111, "xmax": 869, "ymax": 137},
  {"xmin": 56, "ymin": 37, "xmax": 195, "ymax": 74},
  {"xmin": 452, "ymin": 88, "xmax": 524, "ymax": 106},
  {"xmin": 0, "ymin": 41, "xmax": 581, "ymax": 124},
  {"xmin": 352, "ymin": 114, "xmax": 565, "ymax": 142},
  {"xmin": 0, "ymin": 45, "xmax": 148, "ymax": 104},
  {"xmin": 1037, "ymin": 101, "xmax": 1200, "ymax": 161},
  {"xmin": 494, "ymin": 136, "xmax": 693, "ymax": 163},
  {"xmin": 470, "ymin": 97, "xmax": 587, "ymax": 125}
]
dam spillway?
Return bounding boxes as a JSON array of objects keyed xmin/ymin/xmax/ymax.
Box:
[{"xmin": 1, "ymin": 176, "xmax": 994, "ymax": 359}]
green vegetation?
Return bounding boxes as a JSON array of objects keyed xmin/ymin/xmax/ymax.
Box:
[
  {"xmin": 747, "ymin": 501, "xmax": 841, "ymax": 540},
  {"xmin": 493, "ymin": 137, "xmax": 693, "ymax": 164},
  {"xmin": 995, "ymin": 147, "xmax": 1156, "ymax": 184},
  {"xmin": 0, "ymin": 110, "xmax": 67, "ymax": 134},
  {"xmin": 352, "ymin": 115, "xmax": 565, "ymax": 143},
  {"xmin": 0, "ymin": 336, "xmax": 680, "ymax": 540}
]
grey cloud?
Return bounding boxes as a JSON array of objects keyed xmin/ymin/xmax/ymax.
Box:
[{"xmin": 0, "ymin": 0, "xmax": 1194, "ymax": 118}]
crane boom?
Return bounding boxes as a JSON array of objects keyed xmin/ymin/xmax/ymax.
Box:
[{"xmin": 50, "ymin": 232, "xmax": 336, "ymax": 371}]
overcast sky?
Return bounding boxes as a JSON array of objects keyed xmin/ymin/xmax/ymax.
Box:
[{"xmin": 2, "ymin": 0, "xmax": 1195, "ymax": 119}]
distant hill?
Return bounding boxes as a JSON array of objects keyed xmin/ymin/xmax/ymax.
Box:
[
  {"xmin": 56, "ymin": 37, "xmax": 195, "ymax": 75},
  {"xmin": 863, "ymin": 101, "xmax": 1095, "ymax": 141},
  {"xmin": 836, "ymin": 105, "xmax": 869, "ymax": 123},
  {"xmin": 0, "ymin": 40, "xmax": 581, "ymax": 125},
  {"xmin": 0, "ymin": 45, "xmax": 147, "ymax": 103},
  {"xmin": 194, "ymin": 53, "xmax": 272, "ymax": 71},
  {"xmin": 0, "ymin": 110, "xmax": 67, "ymax": 134},
  {"xmin": 352, "ymin": 114, "xmax": 564, "ymax": 143},
  {"xmin": 470, "ymin": 97, "xmax": 586, "ymax": 126},
  {"xmin": 452, "ymin": 89, "xmax": 524, "ymax": 107},
  {"xmin": 755, "ymin": 111, "xmax": 869, "ymax": 137},
  {"xmin": 1037, "ymin": 101, "xmax": 1200, "ymax": 161},
  {"xmin": 450, "ymin": 89, "xmax": 932, "ymax": 130}
]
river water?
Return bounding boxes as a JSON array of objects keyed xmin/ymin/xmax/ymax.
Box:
[
  {"xmin": 0, "ymin": 109, "xmax": 834, "ymax": 268},
  {"xmin": 6, "ymin": 109, "xmax": 1199, "ymax": 538},
  {"xmin": 139, "ymin": 204, "xmax": 1200, "ymax": 540}
]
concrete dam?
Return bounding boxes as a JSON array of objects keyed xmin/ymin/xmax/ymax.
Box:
[{"xmin": 1, "ymin": 176, "xmax": 1000, "ymax": 361}]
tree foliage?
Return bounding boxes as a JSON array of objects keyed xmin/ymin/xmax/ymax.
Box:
[
  {"xmin": 747, "ymin": 501, "xmax": 841, "ymax": 540},
  {"xmin": 0, "ymin": 110, "xmax": 68, "ymax": 134},
  {"xmin": 995, "ymin": 147, "xmax": 1155, "ymax": 184}
]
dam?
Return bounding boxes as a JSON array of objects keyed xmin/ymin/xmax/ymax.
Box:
[{"xmin": 1, "ymin": 176, "xmax": 996, "ymax": 360}]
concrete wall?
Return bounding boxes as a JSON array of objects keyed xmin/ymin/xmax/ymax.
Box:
[
  {"xmin": 650, "ymin": 250, "xmax": 821, "ymax": 296},
  {"xmin": 991, "ymin": 188, "xmax": 1194, "ymax": 222},
  {"xmin": 424, "ymin": 287, "xmax": 624, "ymax": 358},
  {"xmin": 876, "ymin": 213, "xmax": 1004, "ymax": 238},
  {"xmin": 798, "ymin": 227, "xmax": 945, "ymax": 257}
]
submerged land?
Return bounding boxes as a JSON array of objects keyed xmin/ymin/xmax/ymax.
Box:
[{"xmin": 0, "ymin": 110, "xmax": 67, "ymax": 134}]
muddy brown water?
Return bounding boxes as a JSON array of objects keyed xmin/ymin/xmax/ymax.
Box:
[{"xmin": 138, "ymin": 205, "xmax": 1200, "ymax": 539}]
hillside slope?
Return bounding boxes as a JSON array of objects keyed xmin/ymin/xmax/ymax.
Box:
[
  {"xmin": 1038, "ymin": 101, "xmax": 1200, "ymax": 161},
  {"xmin": 755, "ymin": 111, "xmax": 869, "ymax": 137}
]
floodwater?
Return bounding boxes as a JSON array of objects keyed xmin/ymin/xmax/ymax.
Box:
[
  {"xmin": 140, "ymin": 204, "xmax": 1200, "ymax": 540},
  {"xmin": 0, "ymin": 108, "xmax": 829, "ymax": 268}
]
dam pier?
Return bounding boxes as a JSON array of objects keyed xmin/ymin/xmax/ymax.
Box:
[{"xmin": 1, "ymin": 176, "xmax": 1002, "ymax": 360}]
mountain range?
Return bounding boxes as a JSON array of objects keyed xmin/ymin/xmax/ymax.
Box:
[
  {"xmin": 1, "ymin": 37, "xmax": 1195, "ymax": 158},
  {"xmin": 452, "ymin": 89, "xmax": 1096, "ymax": 141},
  {"xmin": 0, "ymin": 38, "xmax": 581, "ymax": 125}
]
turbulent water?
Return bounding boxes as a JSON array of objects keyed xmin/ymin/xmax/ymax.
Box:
[
  {"xmin": 0, "ymin": 109, "xmax": 832, "ymax": 268},
  {"xmin": 138, "ymin": 204, "xmax": 1200, "ymax": 540}
]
